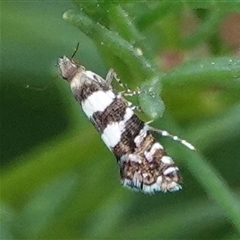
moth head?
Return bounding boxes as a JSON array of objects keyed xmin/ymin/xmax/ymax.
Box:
[{"xmin": 57, "ymin": 56, "xmax": 84, "ymax": 81}]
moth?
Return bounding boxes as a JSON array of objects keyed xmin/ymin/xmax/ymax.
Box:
[{"xmin": 57, "ymin": 55, "xmax": 195, "ymax": 194}]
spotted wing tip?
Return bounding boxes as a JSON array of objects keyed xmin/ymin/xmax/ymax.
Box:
[{"xmin": 121, "ymin": 178, "xmax": 182, "ymax": 194}]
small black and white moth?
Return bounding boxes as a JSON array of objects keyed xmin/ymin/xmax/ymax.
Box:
[{"xmin": 57, "ymin": 56, "xmax": 195, "ymax": 194}]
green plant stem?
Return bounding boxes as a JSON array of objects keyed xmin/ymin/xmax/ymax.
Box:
[
  {"xmin": 155, "ymin": 113, "xmax": 240, "ymax": 233},
  {"xmin": 63, "ymin": 9, "xmax": 155, "ymax": 81},
  {"xmin": 180, "ymin": 149, "xmax": 240, "ymax": 233}
]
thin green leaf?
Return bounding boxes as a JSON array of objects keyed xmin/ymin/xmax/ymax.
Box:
[
  {"xmin": 161, "ymin": 57, "xmax": 240, "ymax": 87},
  {"xmin": 182, "ymin": 11, "xmax": 227, "ymax": 48},
  {"xmin": 139, "ymin": 79, "xmax": 165, "ymax": 119}
]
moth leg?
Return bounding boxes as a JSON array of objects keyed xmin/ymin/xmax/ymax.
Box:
[
  {"xmin": 123, "ymin": 87, "xmax": 141, "ymax": 97},
  {"xmin": 106, "ymin": 68, "xmax": 142, "ymax": 112},
  {"xmin": 105, "ymin": 68, "xmax": 128, "ymax": 91},
  {"xmin": 148, "ymin": 126, "xmax": 196, "ymax": 151},
  {"xmin": 105, "ymin": 68, "xmax": 116, "ymax": 85},
  {"xmin": 106, "ymin": 69, "xmax": 141, "ymax": 96},
  {"xmin": 129, "ymin": 104, "xmax": 142, "ymax": 113}
]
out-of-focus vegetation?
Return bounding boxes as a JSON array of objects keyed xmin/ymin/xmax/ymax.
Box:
[{"xmin": 1, "ymin": 1, "xmax": 240, "ymax": 239}]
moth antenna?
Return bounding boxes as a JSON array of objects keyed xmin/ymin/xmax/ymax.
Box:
[
  {"xmin": 149, "ymin": 126, "xmax": 196, "ymax": 151},
  {"xmin": 71, "ymin": 42, "xmax": 80, "ymax": 59}
]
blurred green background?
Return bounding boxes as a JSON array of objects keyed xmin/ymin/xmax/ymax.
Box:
[{"xmin": 1, "ymin": 1, "xmax": 240, "ymax": 239}]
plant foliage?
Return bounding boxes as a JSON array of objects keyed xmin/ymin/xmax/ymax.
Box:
[{"xmin": 1, "ymin": 1, "xmax": 240, "ymax": 239}]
